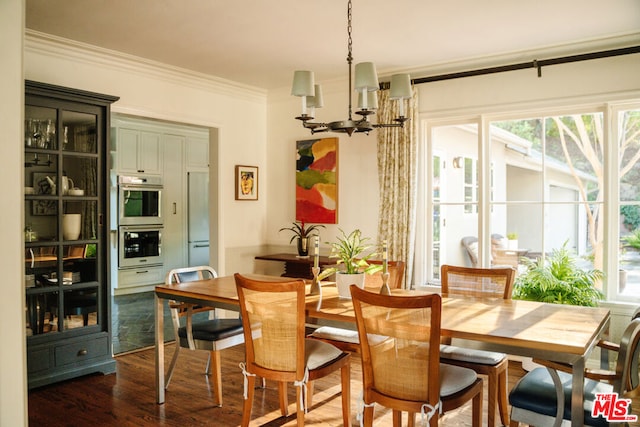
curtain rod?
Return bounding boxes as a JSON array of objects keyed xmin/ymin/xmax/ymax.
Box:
[{"xmin": 379, "ymin": 45, "xmax": 640, "ymax": 88}]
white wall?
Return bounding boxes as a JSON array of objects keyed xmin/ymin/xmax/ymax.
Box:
[{"xmin": 0, "ymin": 2, "xmax": 27, "ymax": 425}]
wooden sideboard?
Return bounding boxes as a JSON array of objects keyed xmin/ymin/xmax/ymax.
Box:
[{"xmin": 254, "ymin": 253, "xmax": 334, "ymax": 279}]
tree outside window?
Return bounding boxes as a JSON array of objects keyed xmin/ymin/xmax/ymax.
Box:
[{"xmin": 424, "ymin": 107, "xmax": 640, "ymax": 301}]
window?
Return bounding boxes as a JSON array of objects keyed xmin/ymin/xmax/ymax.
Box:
[
  {"xmin": 428, "ymin": 125, "xmax": 478, "ymax": 278},
  {"xmin": 618, "ymin": 108, "xmax": 640, "ymax": 298},
  {"xmin": 420, "ymin": 105, "xmax": 640, "ymax": 302},
  {"xmin": 463, "ymin": 157, "xmax": 477, "ymax": 214}
]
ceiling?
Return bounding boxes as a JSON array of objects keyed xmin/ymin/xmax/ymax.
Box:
[{"xmin": 25, "ymin": 0, "xmax": 640, "ymax": 91}]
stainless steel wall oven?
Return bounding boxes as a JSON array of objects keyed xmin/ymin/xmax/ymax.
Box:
[
  {"xmin": 118, "ymin": 175, "xmax": 163, "ymax": 226},
  {"xmin": 118, "ymin": 225, "xmax": 163, "ymax": 269}
]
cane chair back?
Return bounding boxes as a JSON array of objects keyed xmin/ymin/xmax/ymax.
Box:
[
  {"xmin": 439, "ymin": 264, "xmax": 515, "ymax": 427},
  {"xmin": 365, "ymin": 260, "xmax": 406, "ymax": 289},
  {"xmin": 234, "ymin": 273, "xmax": 351, "ymax": 427},
  {"xmin": 350, "ymin": 285, "xmax": 483, "ymax": 426},
  {"xmin": 441, "ymin": 264, "xmax": 515, "ymax": 299}
]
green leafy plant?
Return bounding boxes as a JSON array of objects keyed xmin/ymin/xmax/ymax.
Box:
[
  {"xmin": 512, "ymin": 241, "xmax": 604, "ymax": 307},
  {"xmin": 84, "ymin": 243, "xmax": 96, "ymax": 258},
  {"xmin": 622, "ymin": 228, "xmax": 640, "ymax": 250},
  {"xmin": 278, "ymin": 220, "xmax": 325, "ymax": 243},
  {"xmin": 506, "ymin": 232, "xmax": 518, "ymax": 240},
  {"xmin": 621, "ymin": 205, "xmax": 640, "ymax": 231},
  {"xmin": 318, "ymin": 229, "xmax": 382, "ymax": 279}
]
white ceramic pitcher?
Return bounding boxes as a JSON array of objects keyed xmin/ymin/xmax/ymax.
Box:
[{"xmin": 61, "ymin": 176, "xmax": 74, "ymax": 195}]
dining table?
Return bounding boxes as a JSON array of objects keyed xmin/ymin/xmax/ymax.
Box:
[{"xmin": 154, "ymin": 274, "xmax": 611, "ymax": 427}]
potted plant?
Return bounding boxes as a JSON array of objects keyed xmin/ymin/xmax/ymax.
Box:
[
  {"xmin": 512, "ymin": 241, "xmax": 604, "ymax": 370},
  {"xmin": 318, "ymin": 228, "xmax": 383, "ymax": 298},
  {"xmin": 279, "ymin": 220, "xmax": 325, "ymax": 256},
  {"xmin": 512, "ymin": 242, "xmax": 604, "ymax": 307},
  {"xmin": 506, "ymin": 232, "xmax": 519, "ymax": 250}
]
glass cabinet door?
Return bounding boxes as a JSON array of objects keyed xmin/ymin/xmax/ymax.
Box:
[{"xmin": 25, "ymin": 102, "xmax": 101, "ymax": 336}]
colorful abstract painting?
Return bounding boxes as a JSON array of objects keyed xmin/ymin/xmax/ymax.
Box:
[{"xmin": 296, "ymin": 137, "xmax": 338, "ymax": 224}]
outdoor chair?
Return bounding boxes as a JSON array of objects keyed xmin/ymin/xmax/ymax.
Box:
[
  {"xmin": 234, "ymin": 273, "xmax": 351, "ymax": 427},
  {"xmin": 461, "ymin": 234, "xmax": 519, "ymax": 268},
  {"xmin": 440, "ymin": 264, "xmax": 516, "ymax": 427}
]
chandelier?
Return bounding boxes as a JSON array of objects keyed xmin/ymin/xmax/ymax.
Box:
[{"xmin": 291, "ymin": 0, "xmax": 412, "ymax": 136}]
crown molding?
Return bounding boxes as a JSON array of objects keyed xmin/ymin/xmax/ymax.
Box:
[{"xmin": 24, "ymin": 30, "xmax": 267, "ymax": 103}]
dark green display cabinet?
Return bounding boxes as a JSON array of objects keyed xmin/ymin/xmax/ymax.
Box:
[{"xmin": 24, "ymin": 80, "xmax": 119, "ymax": 388}]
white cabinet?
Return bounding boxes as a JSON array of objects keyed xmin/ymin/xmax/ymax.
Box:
[
  {"xmin": 117, "ymin": 266, "xmax": 164, "ymax": 290},
  {"xmin": 186, "ymin": 136, "xmax": 209, "ymax": 170},
  {"xmin": 111, "ymin": 115, "xmax": 209, "ymax": 294},
  {"xmin": 162, "ymin": 134, "xmax": 187, "ymax": 273},
  {"xmin": 115, "ymin": 128, "xmax": 162, "ymax": 175}
]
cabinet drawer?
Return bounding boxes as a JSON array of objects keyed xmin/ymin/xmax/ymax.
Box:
[
  {"xmin": 55, "ymin": 336, "xmax": 109, "ymax": 367},
  {"xmin": 118, "ymin": 266, "xmax": 164, "ymax": 288}
]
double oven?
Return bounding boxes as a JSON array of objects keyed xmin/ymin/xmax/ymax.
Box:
[{"xmin": 117, "ymin": 175, "xmax": 164, "ymax": 269}]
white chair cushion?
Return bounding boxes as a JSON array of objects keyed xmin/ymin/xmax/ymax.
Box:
[
  {"xmin": 310, "ymin": 326, "xmax": 359, "ymax": 344},
  {"xmin": 440, "ymin": 363, "xmax": 478, "ymax": 397},
  {"xmin": 440, "ymin": 344, "xmax": 506, "ymax": 365},
  {"xmin": 305, "ymin": 338, "xmax": 344, "ymax": 370},
  {"xmin": 309, "ymin": 326, "xmax": 389, "ymax": 347}
]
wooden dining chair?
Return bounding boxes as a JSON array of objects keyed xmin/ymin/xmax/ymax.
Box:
[
  {"xmin": 509, "ymin": 317, "xmax": 640, "ymax": 426},
  {"xmin": 234, "ymin": 273, "xmax": 351, "ymax": 427},
  {"xmin": 440, "ymin": 264, "xmax": 515, "ymax": 427},
  {"xmin": 164, "ymin": 266, "xmax": 245, "ymax": 407},
  {"xmin": 307, "ymin": 260, "xmax": 405, "ymax": 353},
  {"xmin": 350, "ymin": 285, "xmax": 483, "ymax": 426}
]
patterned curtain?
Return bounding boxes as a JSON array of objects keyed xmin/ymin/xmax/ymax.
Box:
[{"xmin": 376, "ymin": 86, "xmax": 418, "ymax": 288}]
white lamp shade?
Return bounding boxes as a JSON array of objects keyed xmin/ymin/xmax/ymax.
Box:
[
  {"xmin": 389, "ymin": 74, "xmax": 412, "ymax": 99},
  {"xmin": 357, "ymin": 90, "xmax": 378, "ymax": 110},
  {"xmin": 291, "ymin": 70, "xmax": 315, "ymax": 96},
  {"xmin": 354, "ymin": 62, "xmax": 379, "ymax": 91},
  {"xmin": 307, "ymin": 84, "xmax": 324, "ymax": 108}
]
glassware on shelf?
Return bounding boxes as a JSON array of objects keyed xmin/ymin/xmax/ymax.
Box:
[
  {"xmin": 63, "ymin": 126, "xmax": 69, "ymax": 147},
  {"xmin": 44, "ymin": 119, "xmax": 56, "ymax": 149},
  {"xmin": 25, "ymin": 225, "xmax": 38, "ymax": 242},
  {"xmin": 26, "ymin": 119, "xmax": 44, "ymax": 148},
  {"xmin": 25, "ymin": 119, "xmax": 34, "ymax": 147}
]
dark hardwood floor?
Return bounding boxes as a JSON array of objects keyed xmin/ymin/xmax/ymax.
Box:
[{"xmin": 28, "ymin": 342, "xmax": 529, "ymax": 426}]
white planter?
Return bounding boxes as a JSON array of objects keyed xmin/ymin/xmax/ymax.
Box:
[
  {"xmin": 336, "ymin": 272, "xmax": 365, "ymax": 299},
  {"xmin": 507, "ymin": 239, "xmax": 518, "ymax": 250},
  {"xmin": 63, "ymin": 213, "xmax": 81, "ymax": 240}
]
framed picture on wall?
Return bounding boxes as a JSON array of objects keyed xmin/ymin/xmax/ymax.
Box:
[
  {"xmin": 235, "ymin": 165, "xmax": 258, "ymax": 200},
  {"xmin": 295, "ymin": 137, "xmax": 338, "ymax": 224}
]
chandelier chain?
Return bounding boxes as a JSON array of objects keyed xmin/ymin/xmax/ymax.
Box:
[
  {"xmin": 347, "ymin": 0, "xmax": 353, "ymax": 119},
  {"xmin": 347, "ymin": 0, "xmax": 353, "ymax": 64}
]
